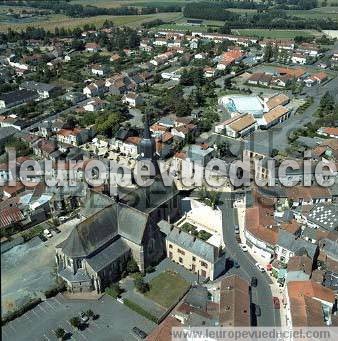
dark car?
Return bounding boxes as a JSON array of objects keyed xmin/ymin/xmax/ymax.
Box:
[
  {"xmin": 273, "ymin": 297, "xmax": 280, "ymax": 309},
  {"xmin": 251, "ymin": 277, "xmax": 258, "ymax": 287},
  {"xmin": 233, "ymin": 261, "xmax": 240, "ymax": 268},
  {"xmin": 132, "ymin": 327, "xmax": 147, "ymax": 339},
  {"xmin": 255, "ymin": 305, "xmax": 261, "ymax": 316},
  {"xmin": 52, "ymin": 227, "xmax": 61, "ymax": 234},
  {"xmin": 39, "ymin": 234, "xmax": 48, "ymax": 242}
]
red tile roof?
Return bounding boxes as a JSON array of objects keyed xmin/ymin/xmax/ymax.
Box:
[{"xmin": 0, "ymin": 206, "xmax": 24, "ymax": 229}]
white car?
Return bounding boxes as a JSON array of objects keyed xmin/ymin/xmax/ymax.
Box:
[
  {"xmin": 43, "ymin": 229, "xmax": 52, "ymax": 238},
  {"xmin": 239, "ymin": 244, "xmax": 248, "ymax": 252},
  {"xmin": 255, "ymin": 263, "xmax": 265, "ymax": 272}
]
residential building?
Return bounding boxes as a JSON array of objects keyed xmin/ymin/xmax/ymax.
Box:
[
  {"xmin": 286, "ymin": 280, "xmax": 336, "ymax": 327},
  {"xmin": 165, "ymin": 226, "xmax": 227, "ymax": 280},
  {"xmin": 122, "ymin": 92, "xmax": 144, "ymax": 107},
  {"xmin": 20, "ymin": 81, "xmax": 61, "ymax": 99},
  {"xmin": 0, "ymin": 89, "xmax": 38, "ymax": 109}
]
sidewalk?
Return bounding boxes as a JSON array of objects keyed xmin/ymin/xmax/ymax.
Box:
[{"xmin": 62, "ymin": 291, "xmax": 104, "ymax": 300}]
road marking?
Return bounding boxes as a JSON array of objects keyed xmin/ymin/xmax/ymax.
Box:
[
  {"xmin": 32, "ymin": 309, "xmax": 40, "ymax": 319},
  {"xmin": 52, "ymin": 296, "xmax": 63, "ymax": 306},
  {"xmin": 43, "ymin": 334, "xmax": 51, "ymax": 341},
  {"xmin": 38, "ymin": 304, "xmax": 48, "ymax": 314},
  {"xmin": 45, "ymin": 300, "xmax": 57, "ymax": 311}
]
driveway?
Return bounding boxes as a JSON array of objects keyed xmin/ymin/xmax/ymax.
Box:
[
  {"xmin": 220, "ymin": 192, "xmax": 281, "ymax": 327},
  {"xmin": 2, "ymin": 294, "xmax": 156, "ymax": 341}
]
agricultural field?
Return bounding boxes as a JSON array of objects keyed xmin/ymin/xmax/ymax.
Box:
[
  {"xmin": 0, "ymin": 12, "xmax": 181, "ymax": 32},
  {"xmin": 72, "ymin": 0, "xmax": 188, "ymax": 8},
  {"xmin": 286, "ymin": 6, "xmax": 338, "ymax": 22},
  {"xmin": 233, "ymin": 28, "xmax": 322, "ymax": 39}
]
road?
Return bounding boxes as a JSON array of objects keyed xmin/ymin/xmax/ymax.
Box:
[
  {"xmin": 221, "ymin": 192, "xmax": 281, "ymax": 327},
  {"xmin": 247, "ymin": 75, "xmax": 338, "ymax": 151}
]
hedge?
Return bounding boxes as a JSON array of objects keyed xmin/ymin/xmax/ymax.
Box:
[{"xmin": 123, "ymin": 299, "xmax": 158, "ymax": 324}]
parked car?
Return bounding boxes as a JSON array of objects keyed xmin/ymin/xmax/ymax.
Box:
[
  {"xmin": 80, "ymin": 312, "xmax": 89, "ymax": 323},
  {"xmin": 255, "ymin": 263, "xmax": 265, "ymax": 272},
  {"xmin": 251, "ymin": 277, "xmax": 258, "ymax": 287},
  {"xmin": 59, "ymin": 216, "xmax": 69, "ymax": 223},
  {"xmin": 234, "ymin": 225, "xmax": 240, "ymax": 234},
  {"xmin": 273, "ymin": 297, "xmax": 280, "ymax": 309},
  {"xmin": 52, "ymin": 227, "xmax": 61, "ymax": 234},
  {"xmin": 132, "ymin": 327, "xmax": 147, "ymax": 339},
  {"xmin": 233, "ymin": 261, "xmax": 240, "ymax": 268},
  {"xmin": 255, "ymin": 305, "xmax": 261, "ymax": 316},
  {"xmin": 39, "ymin": 234, "xmax": 48, "ymax": 242},
  {"xmin": 43, "ymin": 229, "xmax": 52, "ymax": 238},
  {"xmin": 239, "ymin": 243, "xmax": 248, "ymax": 252}
]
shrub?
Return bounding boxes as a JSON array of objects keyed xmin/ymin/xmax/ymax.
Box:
[
  {"xmin": 126, "ymin": 258, "xmax": 139, "ymax": 273},
  {"xmin": 123, "ymin": 299, "xmax": 158, "ymax": 323},
  {"xmin": 145, "ymin": 265, "xmax": 155, "ymax": 273},
  {"xmin": 105, "ymin": 283, "xmax": 123, "ymax": 298},
  {"xmin": 54, "ymin": 328, "xmax": 66, "ymax": 340}
]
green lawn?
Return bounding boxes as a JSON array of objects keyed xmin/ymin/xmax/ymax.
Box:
[
  {"xmin": 233, "ymin": 28, "xmax": 320, "ymax": 39},
  {"xmin": 145, "ymin": 271, "xmax": 190, "ymax": 308}
]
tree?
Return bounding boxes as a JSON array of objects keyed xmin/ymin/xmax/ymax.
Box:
[
  {"xmin": 223, "ymin": 77, "xmax": 232, "ymax": 90},
  {"xmin": 86, "ymin": 309, "xmax": 94, "ymax": 318},
  {"xmin": 263, "ymin": 44, "xmax": 273, "ymax": 62},
  {"xmin": 320, "ymin": 91, "xmax": 335, "ymax": 112},
  {"xmin": 127, "ymin": 258, "xmax": 139, "ymax": 273},
  {"xmin": 134, "ymin": 275, "xmax": 149, "ymax": 293},
  {"xmin": 69, "ymin": 317, "xmax": 81, "ymax": 330},
  {"xmin": 54, "ymin": 328, "xmax": 66, "ymax": 340}
]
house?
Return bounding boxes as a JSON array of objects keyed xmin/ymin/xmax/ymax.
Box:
[
  {"xmin": 244, "ymin": 199, "xmax": 278, "ymax": 261},
  {"xmin": 83, "ymin": 97, "xmax": 106, "ymax": 112},
  {"xmin": 187, "ymin": 143, "xmax": 214, "ymax": 167},
  {"xmin": 204, "ymin": 67, "xmax": 216, "ymax": 78},
  {"xmin": 171, "ymin": 124, "xmax": 196, "ymax": 140},
  {"xmin": 20, "ymin": 81, "xmax": 61, "ymax": 99},
  {"xmin": 109, "ymin": 53, "xmax": 120, "ymax": 62},
  {"xmin": 85, "ymin": 43, "xmax": 100, "ymax": 52},
  {"xmin": 64, "ymin": 91, "xmax": 86, "ymax": 105},
  {"xmin": 32, "ymin": 138, "xmax": 58, "ymax": 158},
  {"xmin": 83, "ymin": 80, "xmax": 106, "ymax": 98},
  {"xmin": 286, "ymin": 255, "xmax": 313, "ymax": 283},
  {"xmin": 215, "ymin": 113, "xmax": 257, "ymax": 138},
  {"xmin": 0, "ymin": 89, "xmax": 38, "ymax": 109},
  {"xmin": 277, "ymin": 67, "xmax": 306, "ymax": 81},
  {"xmin": 318, "ymin": 238, "xmax": 338, "ymax": 273},
  {"xmin": 105, "ymin": 75, "xmax": 129, "ymax": 95},
  {"xmin": 165, "ymin": 225, "xmax": 227, "ymax": 280},
  {"xmin": 0, "ymin": 115, "xmax": 26, "ymax": 131},
  {"xmin": 312, "ymin": 71, "xmax": 328, "ymax": 84},
  {"xmin": 275, "ymin": 230, "xmax": 318, "ymax": 264},
  {"xmin": 271, "ymin": 75, "xmax": 292, "ymax": 88},
  {"xmin": 261, "ymin": 105, "xmax": 290, "ymax": 129},
  {"xmin": 148, "ymin": 275, "xmax": 251, "ymax": 339},
  {"xmin": 247, "ymin": 72, "xmax": 272, "ymax": 87},
  {"xmin": 298, "ymin": 43, "xmax": 320, "ymax": 57},
  {"xmin": 286, "ymin": 280, "xmax": 336, "ymax": 327},
  {"xmin": 91, "ymin": 64, "xmax": 110, "ymax": 77},
  {"xmin": 217, "ymin": 49, "xmax": 244, "ymax": 70},
  {"xmin": 56, "ymin": 128, "xmax": 90, "ymax": 147},
  {"xmin": 122, "ymin": 92, "xmax": 144, "ymax": 108},
  {"xmin": 291, "ymin": 53, "xmax": 307, "ymax": 65},
  {"xmin": 2, "ymin": 181, "xmax": 25, "ymax": 199},
  {"xmin": 317, "ymin": 127, "xmax": 338, "ymax": 139}
]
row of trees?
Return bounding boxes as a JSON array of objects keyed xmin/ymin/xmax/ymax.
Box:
[
  {"xmin": 183, "ymin": 2, "xmax": 338, "ymax": 30},
  {"xmin": 0, "ymin": 0, "xmax": 181, "ymax": 18}
]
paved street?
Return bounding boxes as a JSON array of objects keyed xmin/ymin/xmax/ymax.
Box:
[
  {"xmin": 221, "ymin": 192, "xmax": 281, "ymax": 327},
  {"xmin": 2, "ymin": 294, "xmax": 156, "ymax": 341}
]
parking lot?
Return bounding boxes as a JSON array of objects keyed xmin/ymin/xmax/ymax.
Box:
[
  {"xmin": 2, "ymin": 294, "xmax": 156, "ymax": 341},
  {"xmin": 1, "ymin": 219, "xmax": 77, "ymax": 317}
]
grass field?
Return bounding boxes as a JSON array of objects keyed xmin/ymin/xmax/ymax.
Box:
[
  {"xmin": 0, "ymin": 12, "xmax": 181, "ymax": 32},
  {"xmin": 72, "ymin": 0, "xmax": 187, "ymax": 8},
  {"xmin": 233, "ymin": 28, "xmax": 321, "ymax": 39},
  {"xmin": 144, "ymin": 271, "xmax": 189, "ymax": 308}
]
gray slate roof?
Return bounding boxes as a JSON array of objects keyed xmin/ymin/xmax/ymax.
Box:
[
  {"xmin": 58, "ymin": 267, "xmax": 91, "ymax": 283},
  {"xmin": 86, "ymin": 237, "xmax": 130, "ymax": 272},
  {"xmin": 57, "ymin": 204, "xmax": 118, "ymax": 258},
  {"xmin": 166, "ymin": 227, "xmax": 218, "ymax": 263},
  {"xmin": 277, "ymin": 230, "xmax": 317, "ymax": 260},
  {"xmin": 157, "ymin": 220, "xmax": 172, "ymax": 236}
]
